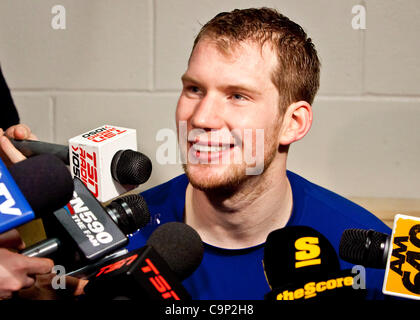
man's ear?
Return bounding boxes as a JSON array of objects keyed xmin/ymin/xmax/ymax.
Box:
[{"xmin": 278, "ymin": 101, "xmax": 313, "ymax": 146}]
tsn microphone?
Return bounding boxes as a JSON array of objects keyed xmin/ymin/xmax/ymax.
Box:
[
  {"xmin": 22, "ymin": 177, "xmax": 151, "ymax": 272},
  {"xmin": 340, "ymin": 214, "xmax": 420, "ymax": 300},
  {"xmin": 83, "ymin": 222, "xmax": 204, "ymax": 300},
  {"xmin": 10, "ymin": 124, "xmax": 152, "ymax": 202},
  {"xmin": 263, "ymin": 226, "xmax": 366, "ymax": 301},
  {"xmin": 0, "ymin": 154, "xmax": 74, "ymax": 234}
]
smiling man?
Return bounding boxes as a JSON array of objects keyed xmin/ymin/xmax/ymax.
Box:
[
  {"xmin": 178, "ymin": 36, "xmax": 295, "ymax": 249},
  {"xmin": 126, "ymin": 8, "xmax": 391, "ymax": 299},
  {"xmin": 0, "ymin": 7, "xmax": 392, "ymax": 300}
]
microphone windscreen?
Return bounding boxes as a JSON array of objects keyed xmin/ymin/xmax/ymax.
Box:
[
  {"xmin": 147, "ymin": 222, "xmax": 204, "ymax": 280},
  {"xmin": 111, "ymin": 149, "xmax": 152, "ymax": 185},
  {"xmin": 263, "ymin": 226, "xmax": 339, "ymax": 289},
  {"xmin": 339, "ymin": 229, "xmax": 388, "ymax": 268},
  {"xmin": 8, "ymin": 154, "xmax": 74, "ymax": 216},
  {"xmin": 107, "ymin": 194, "xmax": 151, "ymax": 234}
]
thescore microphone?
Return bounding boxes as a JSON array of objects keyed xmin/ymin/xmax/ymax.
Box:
[
  {"xmin": 0, "ymin": 154, "xmax": 74, "ymax": 233},
  {"xmin": 22, "ymin": 177, "xmax": 151, "ymax": 272},
  {"xmin": 339, "ymin": 214, "xmax": 420, "ymax": 300},
  {"xmin": 83, "ymin": 222, "xmax": 204, "ymax": 300},
  {"xmin": 263, "ymin": 226, "xmax": 365, "ymax": 301},
  {"xmin": 10, "ymin": 124, "xmax": 153, "ymax": 202}
]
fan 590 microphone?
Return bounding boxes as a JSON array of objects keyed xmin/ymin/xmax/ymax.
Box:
[{"xmin": 21, "ymin": 178, "xmax": 151, "ymax": 272}]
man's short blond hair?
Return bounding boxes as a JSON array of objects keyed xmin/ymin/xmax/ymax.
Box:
[{"xmin": 191, "ymin": 7, "xmax": 321, "ymax": 113}]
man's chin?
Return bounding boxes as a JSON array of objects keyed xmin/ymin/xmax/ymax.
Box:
[{"xmin": 183, "ymin": 163, "xmax": 247, "ymax": 192}]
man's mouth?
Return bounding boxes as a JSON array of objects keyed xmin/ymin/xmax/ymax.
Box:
[
  {"xmin": 188, "ymin": 139, "xmax": 238, "ymax": 162},
  {"xmin": 191, "ymin": 143, "xmax": 231, "ymax": 153}
]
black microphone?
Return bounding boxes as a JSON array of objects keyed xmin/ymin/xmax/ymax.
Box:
[
  {"xmin": 263, "ymin": 226, "xmax": 365, "ymax": 301},
  {"xmin": 9, "ymin": 139, "xmax": 69, "ymax": 165},
  {"xmin": 21, "ymin": 178, "xmax": 151, "ymax": 272},
  {"xmin": 0, "ymin": 154, "xmax": 74, "ymax": 233},
  {"xmin": 339, "ymin": 229, "xmax": 391, "ymax": 269},
  {"xmin": 10, "ymin": 138, "xmax": 152, "ymax": 186},
  {"xmin": 83, "ymin": 222, "xmax": 204, "ymax": 300},
  {"xmin": 8, "ymin": 154, "xmax": 74, "ymax": 214},
  {"xmin": 339, "ymin": 225, "xmax": 420, "ymax": 299},
  {"xmin": 21, "ymin": 192, "xmax": 150, "ymax": 258}
]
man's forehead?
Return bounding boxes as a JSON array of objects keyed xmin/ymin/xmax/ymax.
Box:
[
  {"xmin": 189, "ymin": 38, "xmax": 278, "ymax": 71},
  {"xmin": 182, "ymin": 38, "xmax": 280, "ymax": 102}
]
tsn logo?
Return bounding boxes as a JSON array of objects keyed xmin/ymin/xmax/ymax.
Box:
[
  {"xmin": 141, "ymin": 258, "xmax": 181, "ymax": 300},
  {"xmin": 82, "ymin": 125, "xmax": 127, "ymax": 143},
  {"xmin": 71, "ymin": 146, "xmax": 99, "ymax": 197},
  {"xmin": 95, "ymin": 254, "xmax": 181, "ymax": 300},
  {"xmin": 96, "ymin": 254, "xmax": 139, "ymax": 277}
]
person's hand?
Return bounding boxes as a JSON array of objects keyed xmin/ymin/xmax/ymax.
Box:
[
  {"xmin": 0, "ymin": 229, "xmax": 54, "ymax": 300},
  {"xmin": 0, "ymin": 124, "xmax": 37, "ymax": 166},
  {"xmin": 0, "ymin": 229, "xmax": 26, "ymax": 251},
  {"xmin": 16, "ymin": 273, "xmax": 89, "ymax": 300}
]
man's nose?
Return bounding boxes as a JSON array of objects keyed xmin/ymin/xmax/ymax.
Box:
[{"xmin": 190, "ymin": 93, "xmax": 224, "ymax": 130}]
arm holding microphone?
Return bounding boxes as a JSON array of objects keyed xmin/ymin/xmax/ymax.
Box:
[
  {"xmin": 0, "ymin": 125, "xmax": 56, "ymax": 299},
  {"xmin": 0, "ymin": 124, "xmax": 36, "ymax": 166},
  {"xmin": 0, "ymin": 125, "xmax": 87, "ymax": 300},
  {"xmin": 0, "ymin": 124, "xmax": 157, "ymax": 300},
  {"xmin": 0, "ymin": 228, "xmax": 54, "ymax": 300}
]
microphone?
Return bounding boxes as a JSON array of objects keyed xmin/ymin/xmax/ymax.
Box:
[
  {"xmin": 0, "ymin": 154, "xmax": 74, "ymax": 233},
  {"xmin": 263, "ymin": 226, "xmax": 365, "ymax": 301},
  {"xmin": 10, "ymin": 124, "xmax": 152, "ymax": 202},
  {"xmin": 21, "ymin": 178, "xmax": 151, "ymax": 272},
  {"xmin": 83, "ymin": 222, "xmax": 204, "ymax": 300},
  {"xmin": 339, "ymin": 214, "xmax": 420, "ymax": 300},
  {"xmin": 339, "ymin": 229, "xmax": 390, "ymax": 269}
]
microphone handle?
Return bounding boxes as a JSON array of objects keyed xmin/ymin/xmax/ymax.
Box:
[
  {"xmin": 10, "ymin": 139, "xmax": 69, "ymax": 165},
  {"xmin": 21, "ymin": 238, "xmax": 61, "ymax": 258},
  {"xmin": 65, "ymin": 248, "xmax": 129, "ymax": 279}
]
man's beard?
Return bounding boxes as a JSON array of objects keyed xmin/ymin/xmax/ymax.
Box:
[
  {"xmin": 183, "ymin": 162, "xmax": 246, "ymax": 193},
  {"xmin": 182, "ymin": 135, "xmax": 278, "ymax": 194}
]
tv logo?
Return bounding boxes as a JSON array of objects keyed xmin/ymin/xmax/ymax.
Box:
[
  {"xmin": 0, "ymin": 159, "xmax": 34, "ymax": 233},
  {"xmin": 0, "ymin": 181, "xmax": 23, "ymax": 216}
]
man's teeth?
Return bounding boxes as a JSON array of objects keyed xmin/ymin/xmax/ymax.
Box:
[{"xmin": 192, "ymin": 144, "xmax": 230, "ymax": 152}]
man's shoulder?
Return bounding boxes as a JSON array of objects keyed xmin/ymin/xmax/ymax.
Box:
[
  {"xmin": 287, "ymin": 170, "xmax": 390, "ymax": 233},
  {"xmin": 287, "ymin": 171, "xmax": 393, "ymax": 299}
]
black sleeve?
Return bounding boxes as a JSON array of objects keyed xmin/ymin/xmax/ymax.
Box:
[{"xmin": 0, "ymin": 65, "xmax": 20, "ymax": 130}]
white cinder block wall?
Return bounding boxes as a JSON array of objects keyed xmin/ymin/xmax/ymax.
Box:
[{"xmin": 0, "ymin": 0, "xmax": 419, "ymax": 199}]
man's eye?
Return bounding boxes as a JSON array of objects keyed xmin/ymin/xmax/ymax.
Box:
[
  {"xmin": 232, "ymin": 93, "xmax": 246, "ymax": 101},
  {"xmin": 188, "ymin": 86, "xmax": 200, "ymax": 93}
]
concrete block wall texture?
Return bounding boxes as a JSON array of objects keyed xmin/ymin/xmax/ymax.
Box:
[{"xmin": 0, "ymin": 0, "xmax": 419, "ymax": 200}]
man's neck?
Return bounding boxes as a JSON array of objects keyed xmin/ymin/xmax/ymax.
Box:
[{"xmin": 184, "ymin": 163, "xmax": 293, "ymax": 249}]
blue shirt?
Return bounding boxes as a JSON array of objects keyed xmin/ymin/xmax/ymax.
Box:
[{"xmin": 126, "ymin": 171, "xmax": 392, "ymax": 300}]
